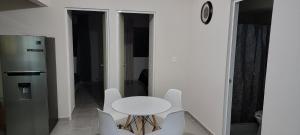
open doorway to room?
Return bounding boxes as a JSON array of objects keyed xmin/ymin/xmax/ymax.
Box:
[
  {"xmin": 69, "ymin": 10, "xmax": 107, "ymax": 109},
  {"xmin": 119, "ymin": 13, "xmax": 155, "ymax": 97},
  {"xmin": 225, "ymin": 0, "xmax": 274, "ymax": 135}
]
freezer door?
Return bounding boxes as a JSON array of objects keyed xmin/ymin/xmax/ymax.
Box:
[
  {"xmin": 0, "ymin": 35, "xmax": 46, "ymax": 72},
  {"xmin": 3, "ymin": 72, "xmax": 49, "ymax": 135}
]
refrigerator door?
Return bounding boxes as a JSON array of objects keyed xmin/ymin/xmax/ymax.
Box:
[
  {"xmin": 3, "ymin": 72, "xmax": 49, "ymax": 135},
  {"xmin": 0, "ymin": 35, "xmax": 46, "ymax": 72},
  {"xmin": 45, "ymin": 38, "xmax": 58, "ymax": 132}
]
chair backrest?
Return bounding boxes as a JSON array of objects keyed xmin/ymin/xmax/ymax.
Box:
[
  {"xmin": 164, "ymin": 89, "xmax": 182, "ymax": 108},
  {"xmin": 160, "ymin": 111, "xmax": 185, "ymax": 135},
  {"xmin": 104, "ymin": 88, "xmax": 122, "ymax": 112},
  {"xmin": 97, "ymin": 108, "xmax": 119, "ymax": 135}
]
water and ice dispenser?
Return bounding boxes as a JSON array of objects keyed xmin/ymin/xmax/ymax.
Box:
[{"xmin": 18, "ymin": 83, "xmax": 32, "ymax": 100}]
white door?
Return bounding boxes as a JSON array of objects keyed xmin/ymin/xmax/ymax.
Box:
[
  {"xmin": 103, "ymin": 13, "xmax": 108, "ymax": 89},
  {"xmin": 223, "ymin": 1, "xmax": 240, "ymax": 134},
  {"xmin": 67, "ymin": 10, "xmax": 76, "ymax": 113},
  {"xmin": 261, "ymin": 0, "xmax": 300, "ymax": 134},
  {"xmin": 119, "ymin": 14, "xmax": 125, "ymax": 96},
  {"xmin": 148, "ymin": 14, "xmax": 154, "ymax": 96}
]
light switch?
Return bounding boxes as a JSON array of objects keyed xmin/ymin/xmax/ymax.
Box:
[{"xmin": 171, "ymin": 57, "xmax": 177, "ymax": 62}]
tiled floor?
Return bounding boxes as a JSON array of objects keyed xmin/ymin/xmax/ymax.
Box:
[{"xmin": 50, "ymin": 89, "xmax": 210, "ymax": 135}]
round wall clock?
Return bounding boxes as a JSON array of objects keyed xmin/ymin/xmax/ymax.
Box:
[{"xmin": 201, "ymin": 1, "xmax": 213, "ymax": 24}]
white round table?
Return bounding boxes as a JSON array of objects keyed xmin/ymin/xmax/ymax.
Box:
[
  {"xmin": 112, "ymin": 96, "xmax": 171, "ymax": 135},
  {"xmin": 112, "ymin": 96, "xmax": 171, "ymax": 116}
]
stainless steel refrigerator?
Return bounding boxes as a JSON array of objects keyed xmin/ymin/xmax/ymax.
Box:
[{"xmin": 0, "ymin": 35, "xmax": 49, "ymax": 135}]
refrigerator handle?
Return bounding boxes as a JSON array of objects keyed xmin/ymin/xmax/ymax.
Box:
[{"xmin": 5, "ymin": 71, "xmax": 45, "ymax": 76}]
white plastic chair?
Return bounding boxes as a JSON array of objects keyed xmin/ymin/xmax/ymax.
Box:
[
  {"xmin": 146, "ymin": 111, "xmax": 185, "ymax": 135},
  {"xmin": 97, "ymin": 109, "xmax": 134, "ymax": 135},
  {"xmin": 104, "ymin": 88, "xmax": 128, "ymax": 122},
  {"xmin": 157, "ymin": 89, "xmax": 183, "ymax": 119}
]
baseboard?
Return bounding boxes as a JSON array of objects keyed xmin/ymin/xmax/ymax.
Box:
[{"xmin": 185, "ymin": 111, "xmax": 214, "ymax": 135}]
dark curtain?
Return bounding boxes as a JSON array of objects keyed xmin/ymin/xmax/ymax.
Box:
[{"xmin": 231, "ymin": 24, "xmax": 270, "ymax": 123}]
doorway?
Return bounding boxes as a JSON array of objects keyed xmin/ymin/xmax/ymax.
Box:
[
  {"xmin": 68, "ymin": 10, "xmax": 107, "ymax": 109},
  {"xmin": 119, "ymin": 12, "xmax": 155, "ymax": 97},
  {"xmin": 225, "ymin": 0, "xmax": 274, "ymax": 135}
]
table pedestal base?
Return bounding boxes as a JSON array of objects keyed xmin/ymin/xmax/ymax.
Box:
[{"xmin": 123, "ymin": 115, "xmax": 160, "ymax": 135}]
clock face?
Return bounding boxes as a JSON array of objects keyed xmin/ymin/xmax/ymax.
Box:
[{"xmin": 201, "ymin": 1, "xmax": 213, "ymax": 24}]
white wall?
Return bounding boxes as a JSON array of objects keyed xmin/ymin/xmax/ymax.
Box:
[
  {"xmin": 262, "ymin": 0, "xmax": 300, "ymax": 134},
  {"xmin": 185, "ymin": 0, "xmax": 231, "ymax": 134},
  {"xmin": 0, "ymin": 0, "xmax": 191, "ymax": 118}
]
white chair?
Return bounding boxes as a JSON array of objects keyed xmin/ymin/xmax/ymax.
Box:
[
  {"xmin": 157, "ymin": 89, "xmax": 183, "ymax": 119},
  {"xmin": 104, "ymin": 88, "xmax": 128, "ymax": 122},
  {"xmin": 97, "ymin": 109, "xmax": 134, "ymax": 135},
  {"xmin": 146, "ymin": 111, "xmax": 185, "ymax": 135}
]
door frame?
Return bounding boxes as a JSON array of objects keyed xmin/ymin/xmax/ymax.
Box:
[
  {"xmin": 222, "ymin": 0, "xmax": 243, "ymax": 135},
  {"xmin": 117, "ymin": 10, "xmax": 156, "ymax": 96},
  {"xmin": 65, "ymin": 7, "xmax": 110, "ymax": 118}
]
